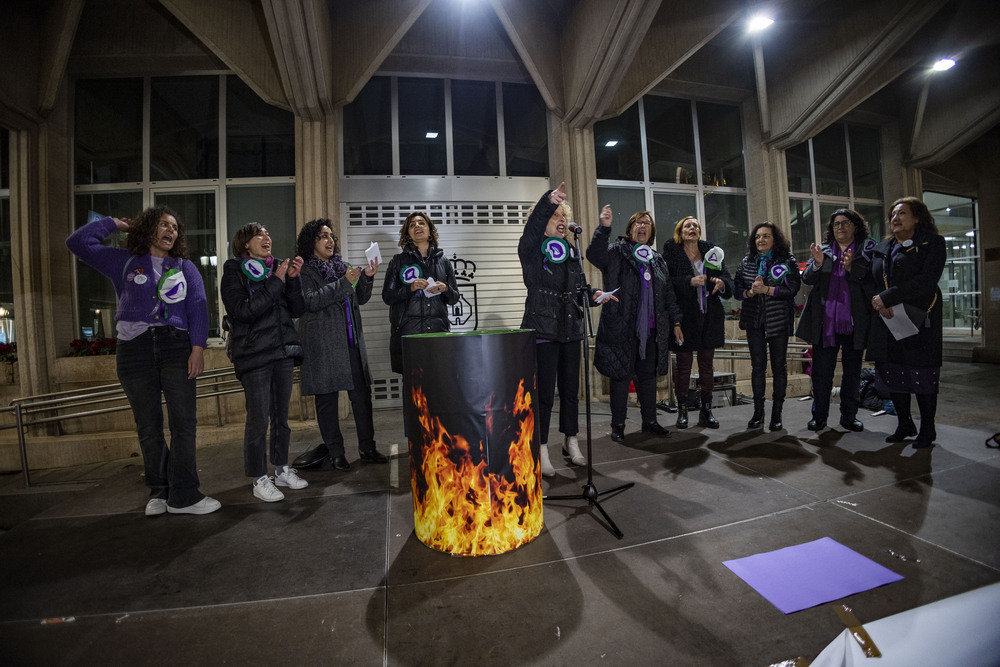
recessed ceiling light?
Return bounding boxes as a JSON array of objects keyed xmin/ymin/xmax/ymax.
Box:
[
  {"xmin": 748, "ymin": 15, "xmax": 774, "ymax": 32},
  {"xmin": 425, "ymin": 131, "xmax": 439, "ymax": 139},
  {"xmin": 932, "ymin": 58, "xmax": 955, "ymax": 71},
  {"xmin": 605, "ymin": 140, "xmax": 619, "ymax": 147}
]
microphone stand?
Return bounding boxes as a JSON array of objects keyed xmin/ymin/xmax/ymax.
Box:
[{"xmin": 543, "ymin": 226, "xmax": 634, "ymax": 539}]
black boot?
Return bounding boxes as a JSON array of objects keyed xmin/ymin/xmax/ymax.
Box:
[
  {"xmin": 698, "ymin": 398, "xmax": 719, "ymax": 429},
  {"xmin": 913, "ymin": 393, "xmax": 937, "ymax": 448},
  {"xmin": 610, "ymin": 423, "xmax": 625, "ymax": 442},
  {"xmin": 886, "ymin": 392, "xmax": 918, "ymax": 442},
  {"xmin": 769, "ymin": 401, "xmax": 783, "ymax": 431},
  {"xmin": 747, "ymin": 400, "xmax": 765, "ymax": 429},
  {"xmin": 676, "ymin": 403, "xmax": 689, "ymax": 429}
]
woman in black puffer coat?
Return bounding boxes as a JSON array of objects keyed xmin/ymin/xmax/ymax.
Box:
[
  {"xmin": 734, "ymin": 222, "xmax": 801, "ymax": 431},
  {"xmin": 661, "ymin": 216, "xmax": 734, "ymax": 429},
  {"xmin": 382, "ymin": 211, "xmax": 460, "ymax": 436},
  {"xmin": 588, "ymin": 207, "xmax": 682, "ymax": 443}
]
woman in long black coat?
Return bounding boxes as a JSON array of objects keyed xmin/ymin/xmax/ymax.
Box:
[
  {"xmin": 661, "ymin": 216, "xmax": 734, "ymax": 429},
  {"xmin": 869, "ymin": 197, "xmax": 946, "ymax": 448},
  {"xmin": 795, "ymin": 208, "xmax": 875, "ymax": 433},
  {"xmin": 734, "ymin": 222, "xmax": 802, "ymax": 431},
  {"xmin": 588, "ymin": 207, "xmax": 682, "ymax": 443}
]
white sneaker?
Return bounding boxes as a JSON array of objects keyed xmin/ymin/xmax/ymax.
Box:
[
  {"xmin": 563, "ymin": 435, "xmax": 586, "ymax": 466},
  {"xmin": 539, "ymin": 443, "xmax": 555, "ymax": 477},
  {"xmin": 145, "ymin": 498, "xmax": 167, "ymax": 516},
  {"xmin": 252, "ymin": 475, "xmax": 284, "ymax": 502},
  {"xmin": 166, "ymin": 496, "xmax": 222, "ymax": 515},
  {"xmin": 275, "ymin": 465, "xmax": 308, "ymax": 490}
]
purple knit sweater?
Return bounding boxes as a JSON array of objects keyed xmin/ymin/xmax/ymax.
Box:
[{"xmin": 66, "ymin": 217, "xmax": 210, "ymax": 347}]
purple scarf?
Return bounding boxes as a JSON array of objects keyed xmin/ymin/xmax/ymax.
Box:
[
  {"xmin": 633, "ymin": 243, "xmax": 654, "ymax": 358},
  {"xmin": 822, "ymin": 242, "xmax": 855, "ymax": 347},
  {"xmin": 308, "ymin": 253, "xmax": 355, "ymax": 346}
]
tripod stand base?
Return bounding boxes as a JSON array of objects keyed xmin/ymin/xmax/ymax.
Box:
[{"xmin": 545, "ymin": 480, "xmax": 635, "ymax": 539}]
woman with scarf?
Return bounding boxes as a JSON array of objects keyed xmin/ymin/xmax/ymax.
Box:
[
  {"xmin": 588, "ymin": 207, "xmax": 682, "ymax": 443},
  {"xmin": 221, "ymin": 223, "xmax": 309, "ymax": 502},
  {"xmin": 381, "ymin": 211, "xmax": 460, "ymax": 434},
  {"xmin": 795, "ymin": 209, "xmax": 875, "ymax": 432},
  {"xmin": 67, "ymin": 205, "xmax": 220, "ymax": 516},
  {"xmin": 661, "ymin": 216, "xmax": 734, "ymax": 429},
  {"xmin": 734, "ymin": 222, "xmax": 801, "ymax": 431},
  {"xmin": 520, "ymin": 183, "xmax": 613, "ymax": 476},
  {"xmin": 292, "ymin": 218, "xmax": 387, "ymax": 472},
  {"xmin": 868, "ymin": 197, "xmax": 945, "ymax": 449}
]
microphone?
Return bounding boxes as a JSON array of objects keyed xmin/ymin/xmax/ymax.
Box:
[{"xmin": 568, "ymin": 222, "xmax": 583, "ymax": 235}]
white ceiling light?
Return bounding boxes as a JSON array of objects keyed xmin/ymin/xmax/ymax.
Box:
[
  {"xmin": 748, "ymin": 15, "xmax": 774, "ymax": 32},
  {"xmin": 933, "ymin": 58, "xmax": 956, "ymax": 71},
  {"xmin": 425, "ymin": 131, "xmax": 439, "ymax": 139},
  {"xmin": 605, "ymin": 140, "xmax": 619, "ymax": 147}
]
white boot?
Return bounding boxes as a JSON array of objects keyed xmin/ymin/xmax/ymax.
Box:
[
  {"xmin": 539, "ymin": 443, "xmax": 555, "ymax": 477},
  {"xmin": 563, "ymin": 435, "xmax": 586, "ymax": 466}
]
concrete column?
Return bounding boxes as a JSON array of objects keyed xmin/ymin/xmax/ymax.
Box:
[
  {"xmin": 974, "ymin": 159, "xmax": 1000, "ymax": 362},
  {"xmin": 295, "ymin": 110, "xmax": 340, "ymax": 230}
]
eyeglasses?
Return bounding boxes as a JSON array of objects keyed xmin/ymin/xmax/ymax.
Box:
[
  {"xmin": 832, "ymin": 220, "xmax": 855, "ymax": 228},
  {"xmin": 632, "ymin": 220, "xmax": 652, "ymax": 227}
]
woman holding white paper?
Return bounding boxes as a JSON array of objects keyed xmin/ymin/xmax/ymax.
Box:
[
  {"xmin": 661, "ymin": 216, "xmax": 734, "ymax": 429},
  {"xmin": 291, "ymin": 218, "xmax": 387, "ymax": 472},
  {"xmin": 868, "ymin": 197, "xmax": 945, "ymax": 448}
]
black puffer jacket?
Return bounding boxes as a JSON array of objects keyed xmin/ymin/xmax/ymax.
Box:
[
  {"xmin": 795, "ymin": 242, "xmax": 875, "ymax": 351},
  {"xmin": 221, "ymin": 257, "xmax": 304, "ymax": 379},
  {"xmin": 518, "ymin": 191, "xmax": 588, "ymax": 342},
  {"xmin": 661, "ymin": 239, "xmax": 734, "ymax": 351},
  {"xmin": 587, "ymin": 226, "xmax": 681, "ymax": 380},
  {"xmin": 382, "ymin": 244, "xmax": 461, "ymax": 374},
  {"xmin": 733, "ymin": 251, "xmax": 801, "ymax": 339}
]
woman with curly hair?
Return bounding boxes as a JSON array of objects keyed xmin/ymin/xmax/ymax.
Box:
[
  {"xmin": 796, "ymin": 208, "xmax": 876, "ymax": 432},
  {"xmin": 734, "ymin": 222, "xmax": 801, "ymax": 431},
  {"xmin": 67, "ymin": 204, "xmax": 220, "ymax": 516},
  {"xmin": 292, "ymin": 218, "xmax": 387, "ymax": 472}
]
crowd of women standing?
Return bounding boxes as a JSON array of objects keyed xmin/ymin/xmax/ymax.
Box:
[{"xmin": 67, "ymin": 189, "xmax": 944, "ymax": 514}]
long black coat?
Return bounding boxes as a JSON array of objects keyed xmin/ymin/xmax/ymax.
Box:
[
  {"xmin": 518, "ymin": 191, "xmax": 588, "ymax": 343},
  {"xmin": 661, "ymin": 239, "xmax": 734, "ymax": 351},
  {"xmin": 866, "ymin": 232, "xmax": 945, "ymax": 367},
  {"xmin": 382, "ymin": 244, "xmax": 460, "ymax": 374},
  {"xmin": 795, "ymin": 243, "xmax": 875, "ymax": 351},
  {"xmin": 587, "ymin": 226, "xmax": 682, "ymax": 380},
  {"xmin": 221, "ymin": 257, "xmax": 304, "ymax": 379},
  {"xmin": 734, "ymin": 251, "xmax": 802, "ymax": 339}
]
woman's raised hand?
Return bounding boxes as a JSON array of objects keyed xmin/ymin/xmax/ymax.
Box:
[
  {"xmin": 841, "ymin": 248, "xmax": 853, "ymax": 272},
  {"xmin": 600, "ymin": 204, "xmax": 612, "ymax": 227},
  {"xmin": 364, "ymin": 258, "xmax": 379, "ymax": 277},
  {"xmin": 346, "ymin": 266, "xmax": 362, "ymax": 284},
  {"xmin": 287, "ymin": 256, "xmax": 303, "ymax": 279},
  {"xmin": 549, "ymin": 182, "xmax": 567, "ymax": 206},
  {"xmin": 113, "ymin": 217, "xmax": 131, "ymax": 231},
  {"xmin": 274, "ymin": 258, "xmax": 289, "ymax": 281},
  {"xmin": 809, "ymin": 242, "xmax": 824, "ymax": 266}
]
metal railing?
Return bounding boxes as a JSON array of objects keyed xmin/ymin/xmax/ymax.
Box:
[{"xmin": 5, "ymin": 365, "xmax": 307, "ymax": 488}]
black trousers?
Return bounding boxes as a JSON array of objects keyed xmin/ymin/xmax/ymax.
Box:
[
  {"xmin": 314, "ymin": 344, "xmax": 375, "ymax": 457},
  {"xmin": 746, "ymin": 328, "xmax": 788, "ymax": 403},
  {"xmin": 535, "ymin": 340, "xmax": 580, "ymax": 445},
  {"xmin": 609, "ymin": 335, "xmax": 658, "ymax": 426},
  {"xmin": 810, "ymin": 333, "xmax": 862, "ymax": 422}
]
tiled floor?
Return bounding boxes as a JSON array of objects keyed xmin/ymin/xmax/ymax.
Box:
[{"xmin": 1, "ymin": 362, "xmax": 998, "ymax": 665}]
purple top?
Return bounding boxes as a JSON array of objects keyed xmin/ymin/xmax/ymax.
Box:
[{"xmin": 66, "ymin": 217, "xmax": 210, "ymax": 348}]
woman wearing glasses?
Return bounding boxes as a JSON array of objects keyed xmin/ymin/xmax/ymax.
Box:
[
  {"xmin": 795, "ymin": 209, "xmax": 875, "ymax": 432},
  {"xmin": 67, "ymin": 205, "xmax": 221, "ymax": 516}
]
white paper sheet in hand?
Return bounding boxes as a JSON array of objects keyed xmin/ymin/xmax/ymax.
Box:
[
  {"xmin": 423, "ymin": 277, "xmax": 440, "ymax": 298},
  {"xmin": 881, "ymin": 311, "xmax": 919, "ymax": 341},
  {"xmin": 364, "ymin": 241, "xmax": 382, "ymax": 269},
  {"xmin": 595, "ymin": 288, "xmax": 619, "ymax": 304}
]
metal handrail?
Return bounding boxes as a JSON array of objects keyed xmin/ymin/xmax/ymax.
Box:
[{"xmin": 6, "ymin": 364, "xmax": 306, "ymax": 488}]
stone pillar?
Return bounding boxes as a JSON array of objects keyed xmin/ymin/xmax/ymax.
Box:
[{"xmin": 295, "ymin": 110, "xmax": 341, "ymax": 229}]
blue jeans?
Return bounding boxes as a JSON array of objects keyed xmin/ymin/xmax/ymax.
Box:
[
  {"xmin": 240, "ymin": 357, "xmax": 294, "ymax": 478},
  {"xmin": 116, "ymin": 326, "xmax": 204, "ymax": 509}
]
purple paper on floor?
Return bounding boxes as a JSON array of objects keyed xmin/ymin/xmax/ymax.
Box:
[{"xmin": 723, "ymin": 537, "xmax": 903, "ymax": 614}]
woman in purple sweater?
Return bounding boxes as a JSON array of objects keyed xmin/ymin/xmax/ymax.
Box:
[{"xmin": 67, "ymin": 205, "xmax": 221, "ymax": 516}]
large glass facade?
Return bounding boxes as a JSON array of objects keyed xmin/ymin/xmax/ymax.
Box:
[
  {"xmin": 642, "ymin": 97, "xmax": 694, "ymax": 184},
  {"xmin": 398, "ymin": 78, "xmax": 447, "ymax": 175},
  {"xmin": 72, "ymin": 75, "xmax": 295, "ymax": 340},
  {"xmin": 502, "ymin": 82, "xmax": 547, "ymax": 177},
  {"xmin": 343, "ymin": 77, "xmax": 393, "ymax": 175},
  {"xmin": 595, "ymin": 102, "xmax": 644, "ymax": 182},
  {"xmin": 451, "ymin": 80, "xmax": 498, "ymax": 176},
  {"xmin": 925, "ymin": 191, "xmax": 980, "ymax": 331}
]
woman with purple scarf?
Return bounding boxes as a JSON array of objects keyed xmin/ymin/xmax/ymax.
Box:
[
  {"xmin": 795, "ymin": 209, "xmax": 875, "ymax": 432},
  {"xmin": 291, "ymin": 219, "xmax": 388, "ymax": 472}
]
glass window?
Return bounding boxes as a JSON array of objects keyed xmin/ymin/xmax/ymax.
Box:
[
  {"xmin": 226, "ymin": 76, "xmax": 294, "ymax": 178},
  {"xmin": 644, "ymin": 97, "xmax": 695, "ymax": 184},
  {"xmin": 502, "ymin": 82, "xmax": 547, "ymax": 177},
  {"xmin": 789, "ymin": 198, "xmax": 815, "ymax": 256},
  {"xmin": 697, "ymin": 101, "xmax": 745, "ymax": 188},
  {"xmin": 812, "ymin": 124, "xmax": 849, "ymax": 197},
  {"xmin": 652, "ymin": 192, "xmax": 697, "ymax": 248},
  {"xmin": 227, "ymin": 185, "xmax": 296, "ymax": 263},
  {"xmin": 398, "ymin": 78, "xmax": 446, "ymax": 175},
  {"xmin": 786, "ymin": 141, "xmax": 812, "ymax": 194},
  {"xmin": 153, "ymin": 192, "xmax": 220, "ymax": 336},
  {"xmin": 595, "ymin": 102, "xmax": 643, "ymax": 181},
  {"xmin": 150, "ymin": 76, "xmax": 219, "ymax": 181},
  {"xmin": 343, "ymin": 77, "xmax": 392, "ymax": 175},
  {"xmin": 703, "ymin": 192, "xmax": 749, "ymax": 273},
  {"xmin": 849, "ymin": 125, "xmax": 882, "ymax": 201},
  {"xmin": 855, "ymin": 203, "xmax": 885, "ymax": 241},
  {"xmin": 596, "ymin": 186, "xmax": 647, "ymax": 239},
  {"xmin": 451, "ymin": 80, "xmax": 498, "ymax": 176},
  {"xmin": 72, "ymin": 192, "xmax": 143, "ymax": 339},
  {"xmin": 75, "ymin": 78, "xmax": 143, "ymax": 184}
]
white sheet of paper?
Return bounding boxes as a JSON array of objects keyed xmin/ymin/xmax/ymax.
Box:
[
  {"xmin": 595, "ymin": 287, "xmax": 619, "ymax": 304},
  {"xmin": 881, "ymin": 311, "xmax": 920, "ymax": 340},
  {"xmin": 423, "ymin": 276, "xmax": 440, "ymax": 298},
  {"xmin": 364, "ymin": 241, "xmax": 382, "ymax": 269}
]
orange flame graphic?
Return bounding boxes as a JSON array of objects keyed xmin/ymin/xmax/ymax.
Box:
[{"xmin": 410, "ymin": 379, "xmax": 543, "ymax": 555}]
